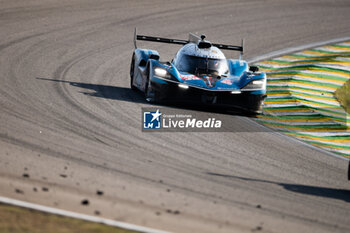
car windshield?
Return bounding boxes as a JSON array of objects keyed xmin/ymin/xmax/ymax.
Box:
[{"xmin": 176, "ymin": 54, "xmax": 228, "ymax": 76}]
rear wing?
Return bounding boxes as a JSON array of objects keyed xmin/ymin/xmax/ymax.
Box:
[{"xmin": 134, "ymin": 28, "xmax": 244, "ymax": 59}]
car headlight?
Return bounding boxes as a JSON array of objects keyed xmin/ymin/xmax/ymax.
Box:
[
  {"xmin": 242, "ymin": 79, "xmax": 266, "ymax": 90},
  {"xmin": 154, "ymin": 67, "xmax": 171, "ymax": 79}
]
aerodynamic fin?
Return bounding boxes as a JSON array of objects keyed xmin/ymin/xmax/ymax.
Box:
[
  {"xmin": 188, "ymin": 33, "xmax": 200, "ymax": 44},
  {"xmin": 135, "ymin": 32, "xmax": 243, "ymax": 53},
  {"xmin": 134, "ymin": 28, "xmax": 137, "ymax": 49}
]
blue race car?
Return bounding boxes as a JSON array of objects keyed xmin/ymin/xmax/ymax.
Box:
[{"xmin": 130, "ymin": 31, "xmax": 267, "ymax": 114}]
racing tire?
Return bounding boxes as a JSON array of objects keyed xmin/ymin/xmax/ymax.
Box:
[
  {"xmin": 130, "ymin": 53, "xmax": 137, "ymax": 91},
  {"xmin": 145, "ymin": 76, "xmax": 155, "ymax": 103},
  {"xmin": 144, "ymin": 64, "xmax": 160, "ymax": 103}
]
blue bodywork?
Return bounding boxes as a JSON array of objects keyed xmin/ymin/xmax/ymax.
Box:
[{"xmin": 130, "ymin": 48, "xmax": 266, "ymax": 113}]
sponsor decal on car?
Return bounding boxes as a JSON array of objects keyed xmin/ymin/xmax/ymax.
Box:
[
  {"xmin": 181, "ymin": 75, "xmax": 201, "ymax": 81},
  {"xmin": 221, "ymin": 79, "xmax": 233, "ymax": 85}
]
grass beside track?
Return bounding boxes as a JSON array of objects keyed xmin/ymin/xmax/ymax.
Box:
[
  {"xmin": 0, "ymin": 203, "xmax": 137, "ymax": 233},
  {"xmin": 335, "ymin": 79, "xmax": 350, "ymax": 114}
]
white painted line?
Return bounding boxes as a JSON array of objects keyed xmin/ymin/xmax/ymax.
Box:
[
  {"xmin": 0, "ymin": 196, "xmax": 170, "ymax": 233},
  {"xmin": 298, "ymin": 131, "xmax": 350, "ymax": 137},
  {"xmin": 247, "ymin": 36, "xmax": 350, "ymax": 64}
]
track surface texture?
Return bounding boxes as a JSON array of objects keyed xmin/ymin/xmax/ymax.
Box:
[{"xmin": 1, "ymin": 1, "xmax": 350, "ymax": 232}]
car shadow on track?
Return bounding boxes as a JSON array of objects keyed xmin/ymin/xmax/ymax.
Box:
[
  {"xmin": 37, "ymin": 77, "xmax": 147, "ymax": 104},
  {"xmin": 37, "ymin": 77, "xmax": 256, "ymax": 117},
  {"xmin": 207, "ymin": 172, "xmax": 350, "ymax": 203}
]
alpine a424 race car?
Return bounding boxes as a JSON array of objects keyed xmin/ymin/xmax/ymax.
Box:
[{"xmin": 130, "ymin": 31, "xmax": 267, "ymax": 114}]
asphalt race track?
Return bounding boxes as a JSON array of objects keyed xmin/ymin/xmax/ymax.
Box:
[{"xmin": 1, "ymin": 0, "xmax": 350, "ymax": 232}]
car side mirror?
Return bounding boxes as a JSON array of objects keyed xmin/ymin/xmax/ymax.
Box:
[{"xmin": 249, "ymin": 66, "xmax": 259, "ymax": 72}]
